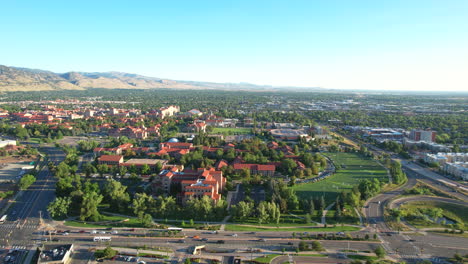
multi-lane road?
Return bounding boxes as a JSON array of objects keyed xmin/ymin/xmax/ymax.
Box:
[
  {"xmin": 365, "ymin": 160, "xmax": 468, "ymax": 261},
  {"xmin": 0, "ymin": 145, "xmax": 64, "ymax": 250}
]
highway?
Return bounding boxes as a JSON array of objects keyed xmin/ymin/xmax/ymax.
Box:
[{"xmin": 0, "ymin": 145, "xmax": 65, "ymax": 250}]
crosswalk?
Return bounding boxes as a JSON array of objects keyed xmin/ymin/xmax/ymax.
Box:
[
  {"xmin": 0, "ymin": 223, "xmax": 39, "ymax": 230},
  {"xmin": 0, "ymin": 245, "xmax": 27, "ymax": 250}
]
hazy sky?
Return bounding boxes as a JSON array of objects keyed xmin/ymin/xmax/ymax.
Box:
[{"xmin": 1, "ymin": 0, "xmax": 467, "ymax": 91}]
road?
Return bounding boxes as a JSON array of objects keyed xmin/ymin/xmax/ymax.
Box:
[
  {"xmin": 0, "ymin": 145, "xmax": 65, "ymax": 250},
  {"xmin": 390, "ymin": 195, "xmax": 467, "ymax": 210},
  {"xmin": 365, "ymin": 168, "xmax": 468, "ymax": 261}
]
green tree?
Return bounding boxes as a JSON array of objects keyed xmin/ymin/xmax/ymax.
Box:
[
  {"xmin": 19, "ymin": 174, "xmax": 36, "ymax": 190},
  {"xmin": 80, "ymin": 191, "xmax": 103, "ymax": 221},
  {"xmin": 47, "ymin": 197, "xmax": 72, "ymax": 219},
  {"xmin": 141, "ymin": 213, "xmax": 153, "ymax": 227},
  {"xmin": 141, "ymin": 164, "xmax": 151, "ymax": 175},
  {"xmin": 374, "ymin": 246, "xmax": 386, "ymax": 259},
  {"xmin": 103, "ymin": 179, "xmax": 130, "ymax": 213},
  {"xmin": 96, "ymin": 164, "xmax": 109, "ymax": 177},
  {"xmin": 311, "ymin": 241, "xmax": 324, "ymax": 251},
  {"xmin": 102, "ymin": 246, "xmax": 117, "ymax": 259}
]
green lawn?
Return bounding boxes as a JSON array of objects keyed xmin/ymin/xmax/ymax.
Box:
[
  {"xmin": 64, "ymin": 215, "xmax": 144, "ymax": 228},
  {"xmin": 224, "ymin": 224, "xmax": 360, "ymax": 232},
  {"xmin": 292, "ymin": 152, "xmax": 387, "ymax": 203},
  {"xmin": 211, "ymin": 127, "xmax": 252, "ymax": 135},
  {"xmin": 253, "ymin": 254, "xmax": 280, "ymax": 264},
  {"xmin": 347, "ymin": 255, "xmax": 379, "ymax": 261},
  {"xmin": 400, "ymin": 201, "xmax": 468, "ymax": 228},
  {"xmin": 232, "ymin": 214, "xmax": 319, "ymax": 226}
]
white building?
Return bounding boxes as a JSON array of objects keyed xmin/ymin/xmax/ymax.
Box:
[{"xmin": 0, "ymin": 140, "xmax": 16, "ymax": 148}]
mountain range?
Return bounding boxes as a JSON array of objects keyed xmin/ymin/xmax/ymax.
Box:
[{"xmin": 0, "ymin": 65, "xmax": 319, "ymax": 92}]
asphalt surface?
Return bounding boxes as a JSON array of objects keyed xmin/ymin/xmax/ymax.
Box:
[
  {"xmin": 0, "ymin": 146, "xmax": 64, "ymax": 251},
  {"xmin": 365, "ymin": 167, "xmax": 468, "ymax": 262}
]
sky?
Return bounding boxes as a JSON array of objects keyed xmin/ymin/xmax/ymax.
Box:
[{"xmin": 1, "ymin": 0, "xmax": 467, "ymax": 91}]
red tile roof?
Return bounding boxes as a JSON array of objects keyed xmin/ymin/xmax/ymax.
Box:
[{"xmin": 98, "ymin": 155, "xmax": 123, "ymax": 162}]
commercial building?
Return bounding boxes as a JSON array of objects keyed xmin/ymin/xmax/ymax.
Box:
[{"xmin": 410, "ymin": 129, "xmax": 437, "ymax": 143}]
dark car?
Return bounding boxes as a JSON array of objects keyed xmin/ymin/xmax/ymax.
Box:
[
  {"xmin": 216, "ymin": 240, "xmax": 225, "ymax": 244},
  {"xmin": 286, "ymin": 242, "xmax": 293, "ymax": 245},
  {"xmin": 177, "ymin": 239, "xmax": 185, "ymax": 243}
]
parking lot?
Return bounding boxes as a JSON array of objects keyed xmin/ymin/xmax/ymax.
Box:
[{"xmin": 0, "ymin": 161, "xmax": 34, "ymax": 182}]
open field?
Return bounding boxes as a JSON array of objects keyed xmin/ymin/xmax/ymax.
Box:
[
  {"xmin": 292, "ymin": 152, "xmax": 387, "ymax": 203},
  {"xmin": 224, "ymin": 224, "xmax": 360, "ymax": 232},
  {"xmin": 211, "ymin": 127, "xmax": 252, "ymax": 135},
  {"xmin": 65, "ymin": 215, "xmax": 143, "ymax": 228},
  {"xmin": 400, "ymin": 201, "xmax": 468, "ymax": 228}
]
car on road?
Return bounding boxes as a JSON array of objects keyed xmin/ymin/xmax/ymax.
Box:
[
  {"xmin": 176, "ymin": 239, "xmax": 185, "ymax": 243},
  {"xmin": 231, "ymin": 233, "xmax": 238, "ymax": 237},
  {"xmin": 216, "ymin": 240, "xmax": 225, "ymax": 244},
  {"xmin": 62, "ymin": 232, "xmax": 69, "ymax": 236},
  {"xmin": 52, "ymin": 238, "xmax": 60, "ymax": 242},
  {"xmin": 112, "ymin": 231, "xmax": 118, "ymax": 234},
  {"xmin": 286, "ymin": 242, "xmax": 293, "ymax": 245},
  {"xmin": 201, "ymin": 238, "xmax": 208, "ymax": 242},
  {"xmin": 336, "ymin": 232, "xmax": 345, "ymax": 236},
  {"xmin": 192, "ymin": 235, "xmax": 200, "ymax": 239},
  {"xmin": 258, "ymin": 238, "xmax": 266, "ymax": 242},
  {"xmin": 91, "ymin": 230, "xmax": 97, "ymax": 234},
  {"xmin": 79, "ymin": 230, "xmax": 85, "ymax": 233}
]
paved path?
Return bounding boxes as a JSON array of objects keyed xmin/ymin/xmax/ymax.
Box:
[{"xmin": 321, "ymin": 202, "xmax": 335, "ymax": 225}]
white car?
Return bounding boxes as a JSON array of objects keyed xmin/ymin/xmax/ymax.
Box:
[
  {"xmin": 91, "ymin": 230, "xmax": 97, "ymax": 234},
  {"xmin": 112, "ymin": 231, "xmax": 118, "ymax": 234},
  {"xmin": 231, "ymin": 233, "xmax": 238, "ymax": 237}
]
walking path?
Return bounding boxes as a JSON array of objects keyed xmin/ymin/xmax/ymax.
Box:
[
  {"xmin": 321, "ymin": 203, "xmax": 335, "ymax": 225},
  {"xmin": 354, "ymin": 207, "xmax": 363, "ymax": 226}
]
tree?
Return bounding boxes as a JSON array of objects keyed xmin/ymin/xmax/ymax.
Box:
[
  {"xmin": 83, "ymin": 162, "xmax": 96, "ymax": 177},
  {"xmin": 119, "ymin": 165, "xmax": 128, "ymax": 177},
  {"xmin": 96, "ymin": 164, "xmax": 109, "ymax": 177},
  {"xmin": 19, "ymin": 174, "xmax": 36, "ymax": 190},
  {"xmin": 47, "ymin": 197, "xmax": 72, "ymax": 219},
  {"xmin": 453, "ymin": 253, "xmax": 463, "ymax": 263},
  {"xmin": 141, "ymin": 164, "xmax": 151, "ymax": 175},
  {"xmin": 132, "ymin": 193, "xmax": 155, "ymax": 219},
  {"xmin": 102, "ymin": 246, "xmax": 117, "ymax": 259},
  {"xmin": 141, "ymin": 213, "xmax": 153, "ymax": 227},
  {"xmin": 374, "ymin": 246, "xmax": 386, "ymax": 259},
  {"xmin": 103, "ymin": 179, "xmax": 130, "ymax": 213},
  {"xmin": 298, "ymin": 241, "xmax": 308, "ymax": 251},
  {"xmin": 311, "ymin": 241, "xmax": 324, "ymax": 251},
  {"xmin": 304, "ymin": 213, "xmax": 311, "ymax": 224},
  {"xmin": 80, "ymin": 191, "xmax": 103, "ymax": 221}
]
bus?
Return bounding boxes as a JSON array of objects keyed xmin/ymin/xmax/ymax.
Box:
[
  {"xmin": 93, "ymin": 237, "xmax": 112, "ymax": 242},
  {"xmin": 0, "ymin": 215, "xmax": 7, "ymax": 224}
]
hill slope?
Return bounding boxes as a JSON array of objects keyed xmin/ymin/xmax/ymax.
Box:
[
  {"xmin": 0, "ymin": 65, "xmax": 83, "ymax": 91},
  {"xmin": 0, "ymin": 65, "xmax": 321, "ymax": 92}
]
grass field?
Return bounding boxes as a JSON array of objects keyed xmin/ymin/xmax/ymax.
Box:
[
  {"xmin": 400, "ymin": 201, "xmax": 468, "ymax": 228},
  {"xmin": 65, "ymin": 215, "xmax": 143, "ymax": 228},
  {"xmin": 253, "ymin": 254, "xmax": 280, "ymax": 264},
  {"xmin": 211, "ymin": 127, "xmax": 252, "ymax": 135},
  {"xmin": 292, "ymin": 152, "xmax": 387, "ymax": 203},
  {"xmin": 224, "ymin": 224, "xmax": 360, "ymax": 232}
]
